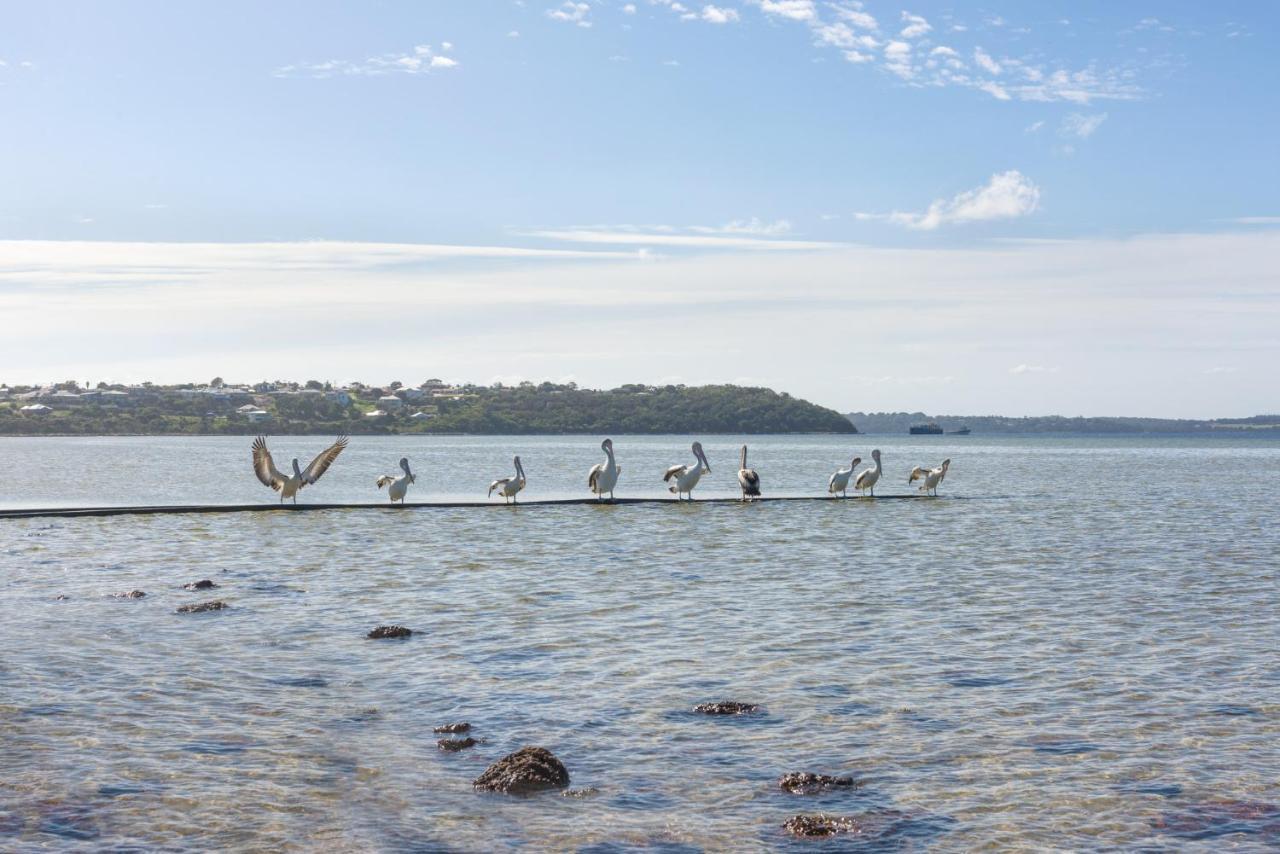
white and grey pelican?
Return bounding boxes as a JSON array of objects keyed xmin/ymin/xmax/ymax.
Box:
[
  {"xmin": 908, "ymin": 458, "xmax": 951, "ymax": 496},
  {"xmin": 376, "ymin": 457, "xmax": 416, "ymax": 504},
  {"xmin": 854, "ymin": 449, "xmax": 883, "ymax": 496},
  {"xmin": 827, "ymin": 456, "xmax": 862, "ymax": 498},
  {"xmin": 737, "ymin": 445, "xmax": 761, "ymax": 501},
  {"xmin": 488, "ymin": 455, "xmax": 527, "ymax": 504},
  {"xmin": 663, "ymin": 441, "xmax": 711, "ymax": 501},
  {"xmin": 251, "ymin": 435, "xmax": 348, "ymax": 503},
  {"xmin": 587, "ymin": 438, "xmax": 621, "ymax": 502}
]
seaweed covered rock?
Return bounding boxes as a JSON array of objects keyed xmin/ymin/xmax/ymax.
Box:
[
  {"xmin": 473, "ymin": 746, "xmax": 570, "ymax": 794},
  {"xmin": 782, "ymin": 814, "xmax": 861, "ymax": 838},
  {"xmin": 177, "ymin": 600, "xmax": 227, "ymax": 614},
  {"xmin": 692, "ymin": 701, "xmax": 760, "ymax": 716},
  {"xmin": 112, "ymin": 590, "xmax": 146, "ymax": 599},
  {"xmin": 183, "ymin": 579, "xmax": 217, "ymax": 590},
  {"xmin": 433, "ymin": 722, "xmax": 471, "ymax": 734},
  {"xmin": 438, "ymin": 737, "xmax": 478, "ymax": 752},
  {"xmin": 367, "ymin": 625, "xmax": 412, "ymax": 639},
  {"xmin": 779, "ymin": 773, "xmax": 860, "ymax": 795}
]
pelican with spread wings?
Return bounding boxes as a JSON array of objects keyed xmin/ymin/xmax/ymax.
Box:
[{"xmin": 252, "ymin": 435, "xmax": 348, "ymax": 503}]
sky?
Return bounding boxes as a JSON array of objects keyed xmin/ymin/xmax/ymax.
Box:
[{"xmin": 1, "ymin": 0, "xmax": 1277, "ymax": 417}]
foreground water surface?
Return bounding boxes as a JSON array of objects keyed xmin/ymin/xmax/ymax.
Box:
[{"xmin": 2, "ymin": 434, "xmax": 1278, "ymax": 850}]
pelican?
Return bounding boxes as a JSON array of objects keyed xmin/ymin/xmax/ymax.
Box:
[
  {"xmin": 488, "ymin": 455, "xmax": 527, "ymax": 504},
  {"xmin": 587, "ymin": 438, "xmax": 621, "ymax": 502},
  {"xmin": 908, "ymin": 458, "xmax": 951, "ymax": 496},
  {"xmin": 737, "ymin": 445, "xmax": 761, "ymax": 501},
  {"xmin": 827, "ymin": 456, "xmax": 862, "ymax": 498},
  {"xmin": 251, "ymin": 435, "xmax": 348, "ymax": 503},
  {"xmin": 854, "ymin": 449, "xmax": 883, "ymax": 496},
  {"xmin": 376, "ymin": 457, "xmax": 416, "ymax": 504},
  {"xmin": 663, "ymin": 441, "xmax": 711, "ymax": 501}
]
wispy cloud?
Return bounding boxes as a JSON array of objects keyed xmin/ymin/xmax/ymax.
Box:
[
  {"xmin": 899, "ymin": 11, "xmax": 931, "ymax": 39},
  {"xmin": 275, "ymin": 44, "xmax": 458, "ymax": 78},
  {"xmin": 700, "ymin": 5, "xmax": 740, "ymax": 24},
  {"xmin": 752, "ymin": 0, "xmax": 816, "ymax": 23},
  {"xmin": 522, "ymin": 224, "xmax": 836, "ymax": 250},
  {"xmin": 1009, "ymin": 364, "xmax": 1059, "ymax": 374},
  {"xmin": 1062, "ymin": 112, "xmax": 1108, "ymax": 139},
  {"xmin": 857, "ymin": 171, "xmax": 1041, "ymax": 231},
  {"xmin": 546, "ymin": 1, "xmax": 592, "ymax": 27},
  {"xmin": 1231, "ymin": 216, "xmax": 1280, "ymax": 225}
]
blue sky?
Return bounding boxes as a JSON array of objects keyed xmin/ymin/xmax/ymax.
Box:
[{"xmin": 1, "ymin": 1, "xmax": 1277, "ymax": 416}]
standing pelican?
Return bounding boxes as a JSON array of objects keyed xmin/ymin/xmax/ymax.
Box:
[
  {"xmin": 737, "ymin": 445, "xmax": 761, "ymax": 501},
  {"xmin": 827, "ymin": 456, "xmax": 862, "ymax": 498},
  {"xmin": 663, "ymin": 441, "xmax": 711, "ymax": 501},
  {"xmin": 489, "ymin": 455, "xmax": 527, "ymax": 504},
  {"xmin": 854, "ymin": 449, "xmax": 883, "ymax": 496},
  {"xmin": 587, "ymin": 438, "xmax": 621, "ymax": 502},
  {"xmin": 376, "ymin": 457, "xmax": 416, "ymax": 504},
  {"xmin": 251, "ymin": 435, "xmax": 348, "ymax": 503},
  {"xmin": 908, "ymin": 458, "xmax": 951, "ymax": 496}
]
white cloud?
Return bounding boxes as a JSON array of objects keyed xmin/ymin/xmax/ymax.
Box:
[
  {"xmin": 1025, "ymin": 120, "xmax": 1044, "ymax": 133},
  {"xmin": 546, "ymin": 2, "xmax": 592, "ymax": 27},
  {"xmin": 753, "ymin": 0, "xmax": 816, "ymax": 22},
  {"xmin": 1009, "ymin": 364, "xmax": 1058, "ymax": 374},
  {"xmin": 1061, "ymin": 112, "xmax": 1108, "ymax": 139},
  {"xmin": 899, "ymin": 11, "xmax": 931, "ymax": 39},
  {"xmin": 623, "ymin": 3, "xmax": 637, "ymax": 13},
  {"xmin": 973, "ymin": 46, "xmax": 1001, "ymax": 74},
  {"xmin": 508, "ymin": 30, "xmax": 521, "ymax": 37},
  {"xmin": 828, "ymin": 2, "xmax": 877, "ymax": 31},
  {"xmin": 860, "ymin": 171, "xmax": 1041, "ymax": 231},
  {"xmin": 701, "ymin": 5, "xmax": 740, "ymax": 24},
  {"xmin": 1232, "ymin": 217, "xmax": 1280, "ymax": 225},
  {"xmin": 275, "ymin": 44, "xmax": 460, "ymax": 77},
  {"xmin": 688, "ymin": 218, "xmax": 792, "ymax": 236},
  {"xmin": 977, "ymin": 81, "xmax": 1010, "ymax": 100},
  {"xmin": 882, "ymin": 40, "xmax": 914, "ymax": 79}
]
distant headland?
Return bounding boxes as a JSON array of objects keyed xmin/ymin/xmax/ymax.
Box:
[
  {"xmin": 847, "ymin": 411, "xmax": 1280, "ymax": 434},
  {"xmin": 0, "ymin": 380, "xmax": 856, "ymax": 436}
]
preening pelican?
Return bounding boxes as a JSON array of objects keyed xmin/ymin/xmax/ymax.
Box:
[
  {"xmin": 854, "ymin": 449, "xmax": 883, "ymax": 496},
  {"xmin": 908, "ymin": 458, "xmax": 951, "ymax": 496},
  {"xmin": 737, "ymin": 445, "xmax": 761, "ymax": 501},
  {"xmin": 663, "ymin": 441, "xmax": 711, "ymax": 501},
  {"xmin": 489, "ymin": 455, "xmax": 527, "ymax": 504},
  {"xmin": 827, "ymin": 456, "xmax": 862, "ymax": 498},
  {"xmin": 587, "ymin": 438, "xmax": 621, "ymax": 502},
  {"xmin": 252, "ymin": 435, "xmax": 348, "ymax": 504},
  {"xmin": 376, "ymin": 457, "xmax": 416, "ymax": 504}
]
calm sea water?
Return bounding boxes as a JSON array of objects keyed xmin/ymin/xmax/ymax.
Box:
[{"xmin": 1, "ymin": 434, "xmax": 1278, "ymax": 851}]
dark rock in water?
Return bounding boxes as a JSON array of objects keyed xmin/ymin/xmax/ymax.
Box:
[
  {"xmin": 183, "ymin": 579, "xmax": 217, "ymax": 590},
  {"xmin": 176, "ymin": 600, "xmax": 227, "ymax": 613},
  {"xmin": 562, "ymin": 787, "xmax": 599, "ymax": 799},
  {"xmin": 692, "ymin": 701, "xmax": 760, "ymax": 716},
  {"xmin": 783, "ymin": 814, "xmax": 861, "ymax": 838},
  {"xmin": 779, "ymin": 772, "xmax": 860, "ymax": 795},
  {"xmin": 367, "ymin": 625, "xmax": 412, "ymax": 639},
  {"xmin": 112, "ymin": 590, "xmax": 146, "ymax": 599},
  {"xmin": 433, "ymin": 722, "xmax": 471, "ymax": 734},
  {"xmin": 438, "ymin": 736, "xmax": 478, "ymax": 752},
  {"xmin": 473, "ymin": 746, "xmax": 570, "ymax": 794}
]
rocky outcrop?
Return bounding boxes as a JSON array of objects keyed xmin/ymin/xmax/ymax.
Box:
[
  {"xmin": 112, "ymin": 590, "xmax": 146, "ymax": 599},
  {"xmin": 183, "ymin": 579, "xmax": 217, "ymax": 590},
  {"xmin": 176, "ymin": 601, "xmax": 227, "ymax": 613},
  {"xmin": 692, "ymin": 701, "xmax": 760, "ymax": 716},
  {"xmin": 367, "ymin": 625, "xmax": 412, "ymax": 639},
  {"xmin": 438, "ymin": 737, "xmax": 478, "ymax": 752},
  {"xmin": 782, "ymin": 814, "xmax": 861, "ymax": 838},
  {"xmin": 433, "ymin": 722, "xmax": 471, "ymax": 734},
  {"xmin": 473, "ymin": 747, "xmax": 570, "ymax": 794},
  {"xmin": 779, "ymin": 773, "xmax": 859, "ymax": 795}
]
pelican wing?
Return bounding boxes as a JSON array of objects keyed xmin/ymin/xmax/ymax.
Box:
[
  {"xmin": 587, "ymin": 464, "xmax": 602, "ymax": 489},
  {"xmin": 662, "ymin": 464, "xmax": 687, "ymax": 483},
  {"xmin": 828, "ymin": 471, "xmax": 839, "ymax": 492},
  {"xmin": 251, "ymin": 436, "xmax": 287, "ymax": 491},
  {"xmin": 489, "ymin": 477, "xmax": 511, "ymax": 497},
  {"xmin": 376, "ymin": 474, "xmax": 395, "ymax": 489},
  {"xmin": 854, "ymin": 469, "xmax": 872, "ymax": 489},
  {"xmin": 738, "ymin": 468, "xmax": 760, "ymax": 495},
  {"xmin": 908, "ymin": 466, "xmax": 929, "ymax": 484},
  {"xmin": 301, "ymin": 436, "xmax": 348, "ymax": 484}
]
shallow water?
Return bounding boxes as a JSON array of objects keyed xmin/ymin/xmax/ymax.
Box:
[{"xmin": 1, "ymin": 434, "xmax": 1279, "ymax": 850}]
